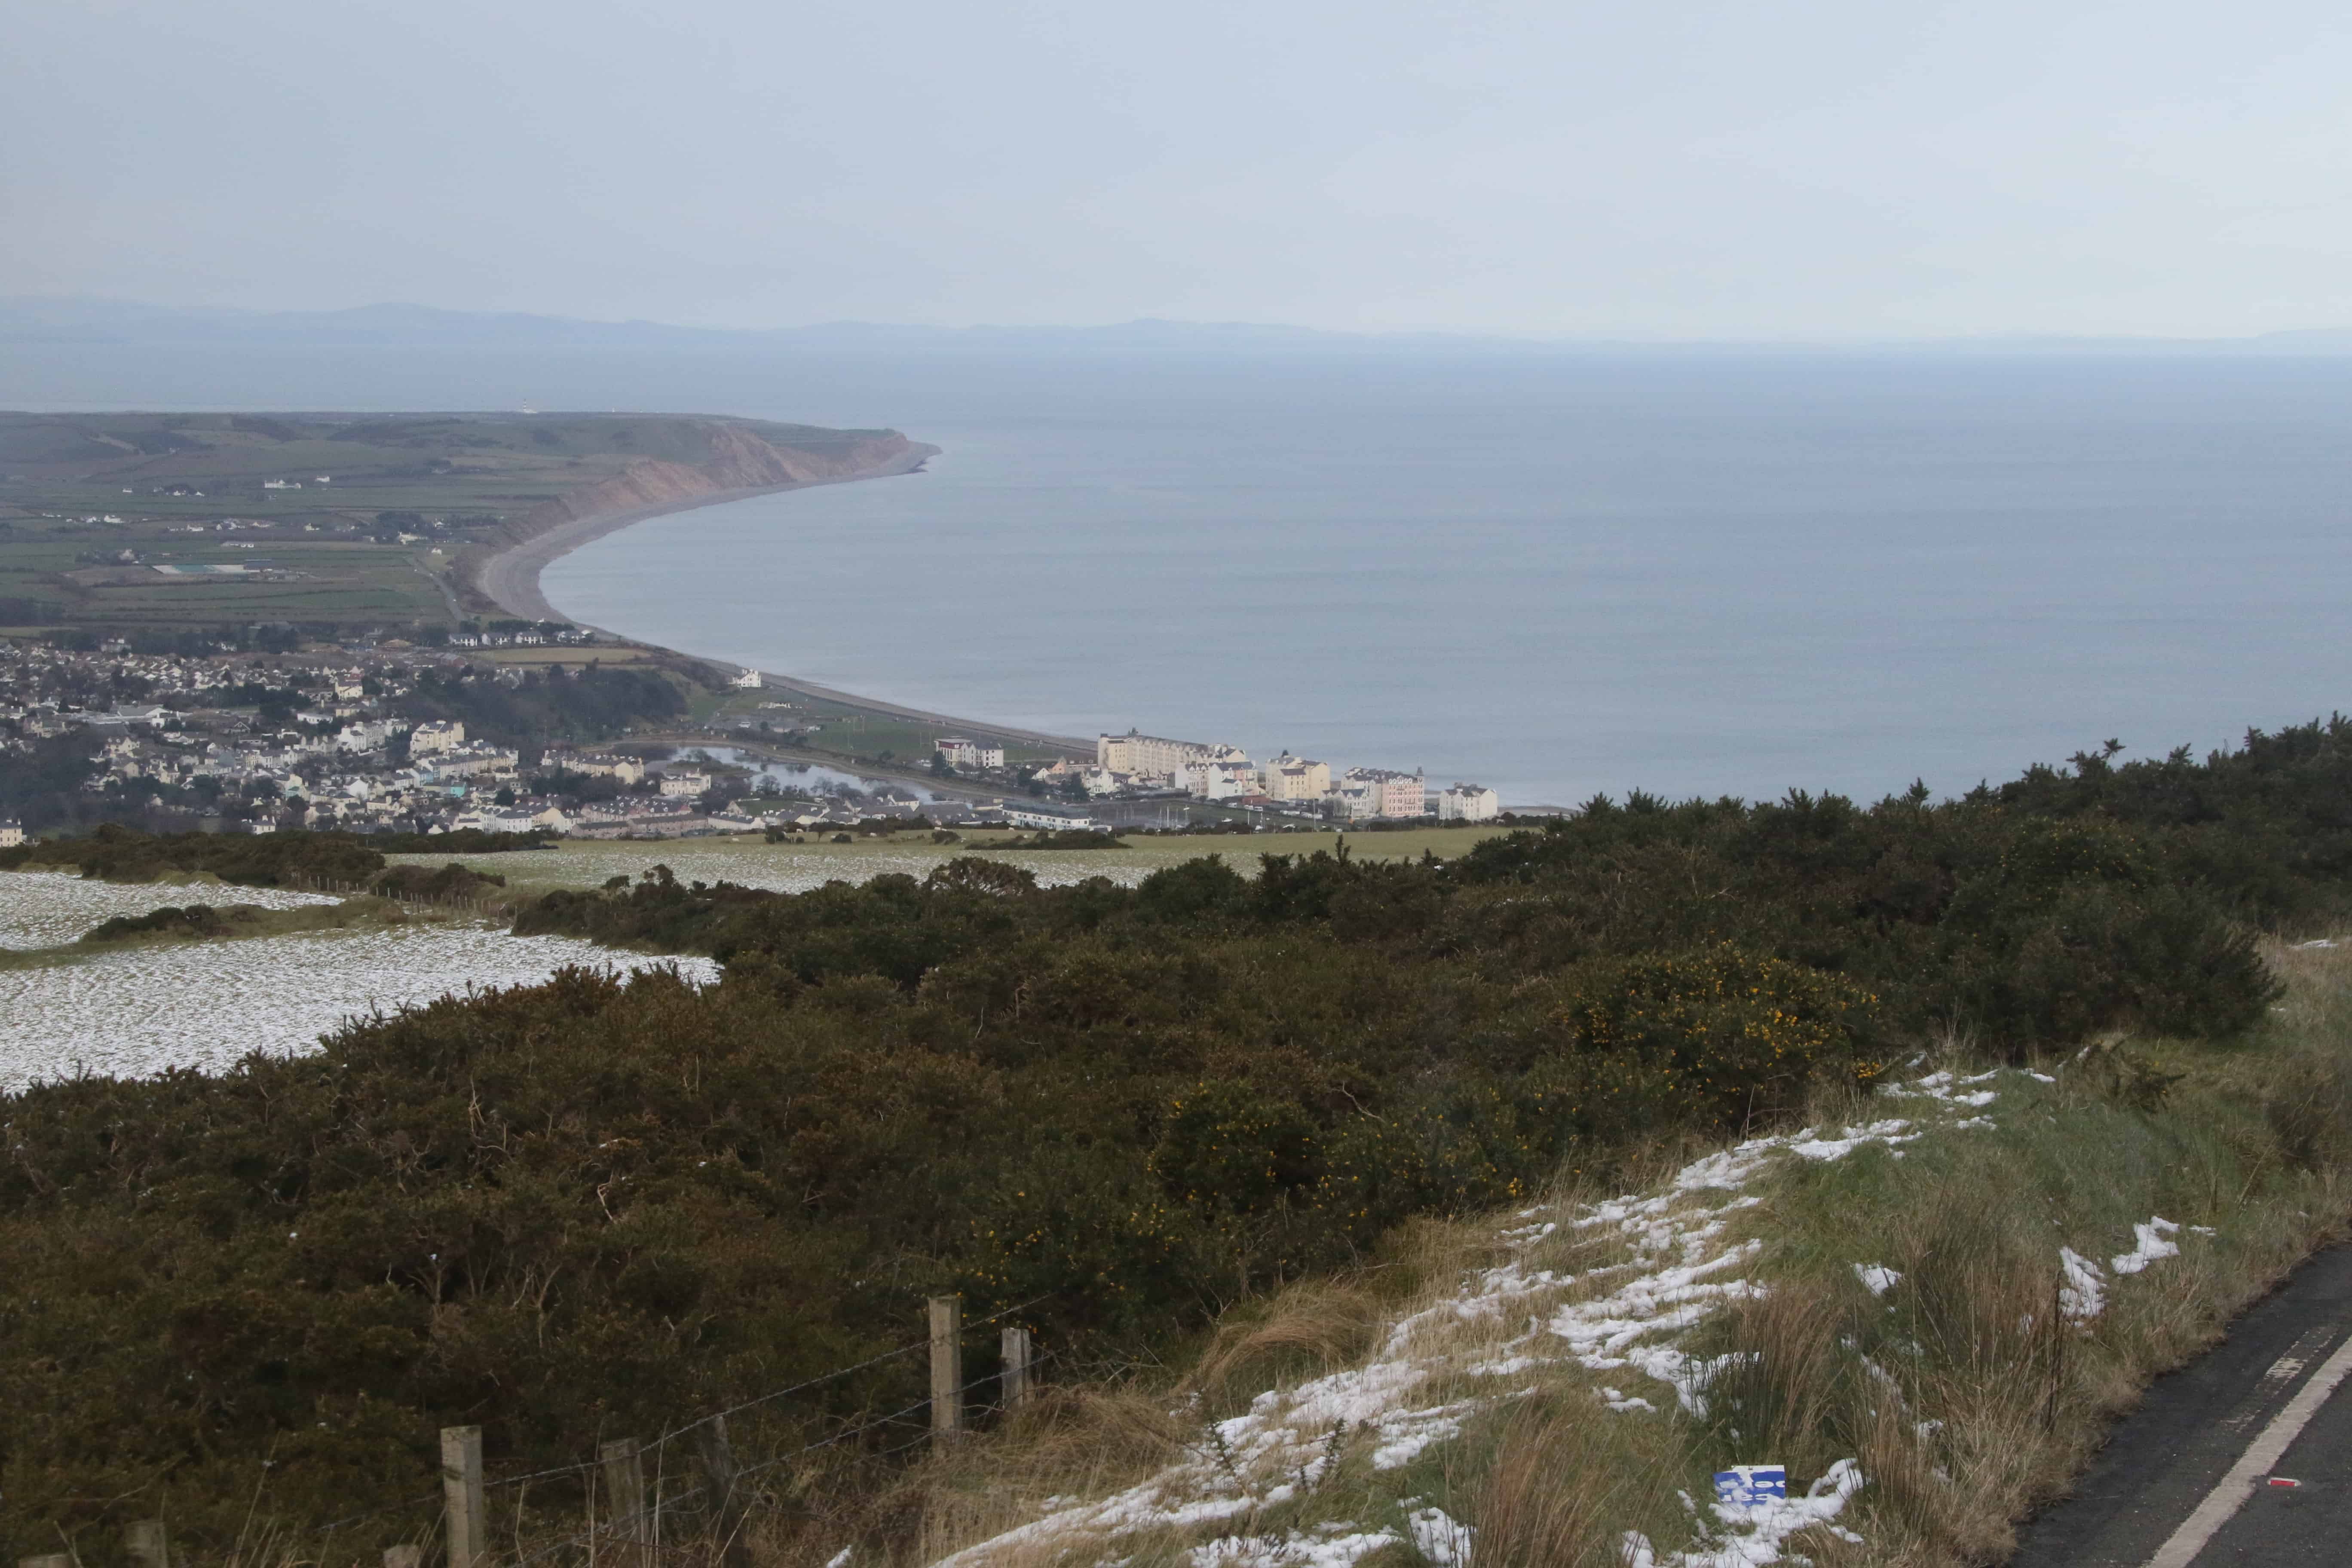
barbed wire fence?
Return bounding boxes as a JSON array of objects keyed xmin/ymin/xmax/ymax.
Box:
[{"xmin": 146, "ymin": 1295, "xmax": 1061, "ymax": 1568}]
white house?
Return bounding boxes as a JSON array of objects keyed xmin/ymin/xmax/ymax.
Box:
[
  {"xmin": 731, "ymin": 668, "xmax": 763, "ymax": 689},
  {"xmin": 935, "ymin": 737, "xmax": 1006, "ymax": 771},
  {"xmin": 548, "ymin": 750, "xmax": 646, "ymax": 785},
  {"xmin": 1436, "ymin": 784, "xmax": 1501, "ymax": 822},
  {"xmin": 335, "ymin": 718, "xmax": 407, "ymax": 753},
  {"xmin": 410, "ymin": 720, "xmax": 465, "ymax": 755},
  {"xmin": 1330, "ymin": 779, "xmax": 1380, "ymax": 821},
  {"xmin": 659, "ymin": 770, "xmax": 711, "ymax": 798},
  {"xmin": 0, "ymin": 819, "xmax": 23, "ymax": 848},
  {"xmin": 1185, "ymin": 755, "xmax": 1259, "ymax": 801}
]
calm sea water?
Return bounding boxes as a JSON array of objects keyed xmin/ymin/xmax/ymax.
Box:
[{"xmin": 16, "ymin": 343, "xmax": 2352, "ymax": 802}]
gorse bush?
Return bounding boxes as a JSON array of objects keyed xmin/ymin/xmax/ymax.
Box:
[
  {"xmin": 3, "ymin": 821, "xmax": 387, "ymax": 885},
  {"xmin": 0, "ymin": 824, "xmax": 548, "ymax": 887},
  {"xmin": 77, "ymin": 902, "xmax": 247, "ymax": 941},
  {"xmin": 3, "ymin": 721, "xmax": 2346, "ymax": 1560}
]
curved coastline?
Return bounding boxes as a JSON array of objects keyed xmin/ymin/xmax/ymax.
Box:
[
  {"xmin": 472, "ymin": 444, "xmax": 1096, "ymax": 753},
  {"xmin": 474, "ymin": 443, "xmax": 938, "ymax": 624}
]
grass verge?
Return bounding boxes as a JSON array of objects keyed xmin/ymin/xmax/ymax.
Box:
[{"xmin": 786, "ymin": 939, "xmax": 2352, "ymax": 1568}]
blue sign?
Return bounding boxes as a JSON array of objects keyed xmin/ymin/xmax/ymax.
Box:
[{"xmin": 1714, "ymin": 1466, "xmax": 1787, "ymax": 1506}]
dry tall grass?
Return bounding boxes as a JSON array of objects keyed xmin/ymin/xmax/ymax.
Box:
[{"xmin": 768, "ymin": 940, "xmax": 2352, "ymax": 1568}]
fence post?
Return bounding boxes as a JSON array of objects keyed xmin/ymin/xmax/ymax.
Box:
[
  {"xmin": 599, "ymin": 1436, "xmax": 649, "ymax": 1568},
  {"xmin": 1001, "ymin": 1326, "xmax": 1034, "ymax": 1415},
  {"xmin": 385, "ymin": 1548, "xmax": 423, "ymax": 1568},
  {"xmin": 694, "ymin": 1415, "xmax": 748, "ymax": 1568},
  {"xmin": 440, "ymin": 1425, "xmax": 486, "ymax": 1568},
  {"xmin": 126, "ymin": 1519, "xmax": 169, "ymax": 1568},
  {"xmin": 929, "ymin": 1296, "xmax": 964, "ymax": 1446},
  {"xmin": 21, "ymin": 1556, "xmax": 72, "ymax": 1568}
]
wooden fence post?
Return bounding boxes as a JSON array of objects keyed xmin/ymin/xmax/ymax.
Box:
[
  {"xmin": 384, "ymin": 1548, "xmax": 423, "ymax": 1568},
  {"xmin": 440, "ymin": 1425, "xmax": 486, "ymax": 1568},
  {"xmin": 600, "ymin": 1436, "xmax": 649, "ymax": 1568},
  {"xmin": 21, "ymin": 1555, "xmax": 72, "ymax": 1568},
  {"xmin": 1001, "ymin": 1326, "xmax": 1033, "ymax": 1414},
  {"xmin": 929, "ymin": 1296, "xmax": 964, "ymax": 1446},
  {"xmin": 126, "ymin": 1519, "xmax": 169, "ymax": 1568},
  {"xmin": 694, "ymin": 1415, "xmax": 748, "ymax": 1568}
]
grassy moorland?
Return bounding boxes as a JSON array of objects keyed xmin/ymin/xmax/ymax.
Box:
[{"xmin": 3, "ymin": 720, "xmax": 2352, "ymax": 1566}]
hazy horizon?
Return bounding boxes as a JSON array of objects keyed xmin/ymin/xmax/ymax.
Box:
[
  {"xmin": 10, "ymin": 294, "xmax": 2352, "ymax": 353},
  {"xmin": 11, "ymin": 1, "xmax": 2352, "ymax": 340}
]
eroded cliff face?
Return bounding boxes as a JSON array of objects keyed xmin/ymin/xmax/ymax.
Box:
[
  {"xmin": 458, "ymin": 420, "xmax": 932, "ymax": 618},
  {"xmin": 521, "ymin": 425, "xmax": 924, "ymax": 532}
]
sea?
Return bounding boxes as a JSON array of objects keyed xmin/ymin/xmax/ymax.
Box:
[{"xmin": 14, "ymin": 340, "xmax": 2352, "ymax": 805}]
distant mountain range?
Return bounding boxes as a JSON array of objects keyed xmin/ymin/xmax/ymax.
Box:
[{"xmin": 7, "ymin": 297, "xmax": 2352, "ymax": 355}]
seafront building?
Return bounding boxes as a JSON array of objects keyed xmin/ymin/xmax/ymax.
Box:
[
  {"xmin": 1185, "ymin": 754, "xmax": 1259, "ymax": 801},
  {"xmin": 1436, "ymin": 783, "xmax": 1501, "ymax": 821},
  {"xmin": 1336, "ymin": 767, "xmax": 1427, "ymax": 820},
  {"xmin": 1096, "ymin": 729, "xmax": 1239, "ymax": 786},
  {"xmin": 1090, "ymin": 724, "xmax": 1502, "ymax": 823},
  {"xmin": 1262, "ymin": 754, "xmax": 1331, "ymax": 804}
]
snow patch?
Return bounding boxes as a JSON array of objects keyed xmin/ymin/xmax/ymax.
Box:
[
  {"xmin": 1853, "ymin": 1264, "xmax": 1901, "ymax": 1297},
  {"xmin": 2111, "ymin": 1218, "xmax": 2181, "ymax": 1276},
  {"xmin": 2058, "ymin": 1249, "xmax": 2107, "ymax": 1322}
]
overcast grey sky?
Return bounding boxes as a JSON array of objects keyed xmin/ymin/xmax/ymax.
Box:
[{"xmin": 7, "ymin": 0, "xmax": 2352, "ymax": 337}]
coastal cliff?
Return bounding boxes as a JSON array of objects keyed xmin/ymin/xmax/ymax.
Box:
[
  {"xmin": 460, "ymin": 418, "xmax": 935, "ymax": 619},
  {"xmin": 514, "ymin": 422, "xmax": 925, "ymax": 534}
]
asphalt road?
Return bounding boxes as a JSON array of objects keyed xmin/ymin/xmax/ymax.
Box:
[{"xmin": 2013, "ymin": 1240, "xmax": 2352, "ymax": 1566}]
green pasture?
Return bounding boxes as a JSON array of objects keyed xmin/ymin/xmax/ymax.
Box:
[{"xmin": 389, "ymin": 823, "xmax": 1516, "ymax": 898}]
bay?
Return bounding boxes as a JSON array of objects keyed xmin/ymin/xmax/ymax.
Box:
[
  {"xmin": 543, "ymin": 351, "xmax": 2352, "ymax": 804},
  {"xmin": 14, "ymin": 340, "xmax": 2352, "ymax": 803}
]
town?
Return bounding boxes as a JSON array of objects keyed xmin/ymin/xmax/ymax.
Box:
[
  {"xmin": 1031, "ymin": 728, "xmax": 1500, "ymax": 825},
  {"xmin": 0, "ymin": 635, "xmax": 1504, "ymax": 845}
]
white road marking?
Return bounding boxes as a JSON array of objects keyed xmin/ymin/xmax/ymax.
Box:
[
  {"xmin": 2220, "ymin": 1324, "xmax": 2333, "ymax": 1431},
  {"xmin": 2147, "ymin": 1327, "xmax": 2352, "ymax": 1567}
]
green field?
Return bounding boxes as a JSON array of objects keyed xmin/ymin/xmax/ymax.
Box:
[
  {"xmin": 390, "ymin": 823, "xmax": 1516, "ymax": 898},
  {"xmin": 0, "ymin": 410, "xmax": 882, "ymax": 634}
]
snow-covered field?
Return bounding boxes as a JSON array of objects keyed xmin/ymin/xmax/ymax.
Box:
[
  {"xmin": 0, "ymin": 925, "xmax": 719, "ymax": 1090},
  {"xmin": 0, "ymin": 869, "xmax": 343, "ymax": 949}
]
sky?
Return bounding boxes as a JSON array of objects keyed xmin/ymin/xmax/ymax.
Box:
[{"xmin": 7, "ymin": 0, "xmax": 2352, "ymax": 338}]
